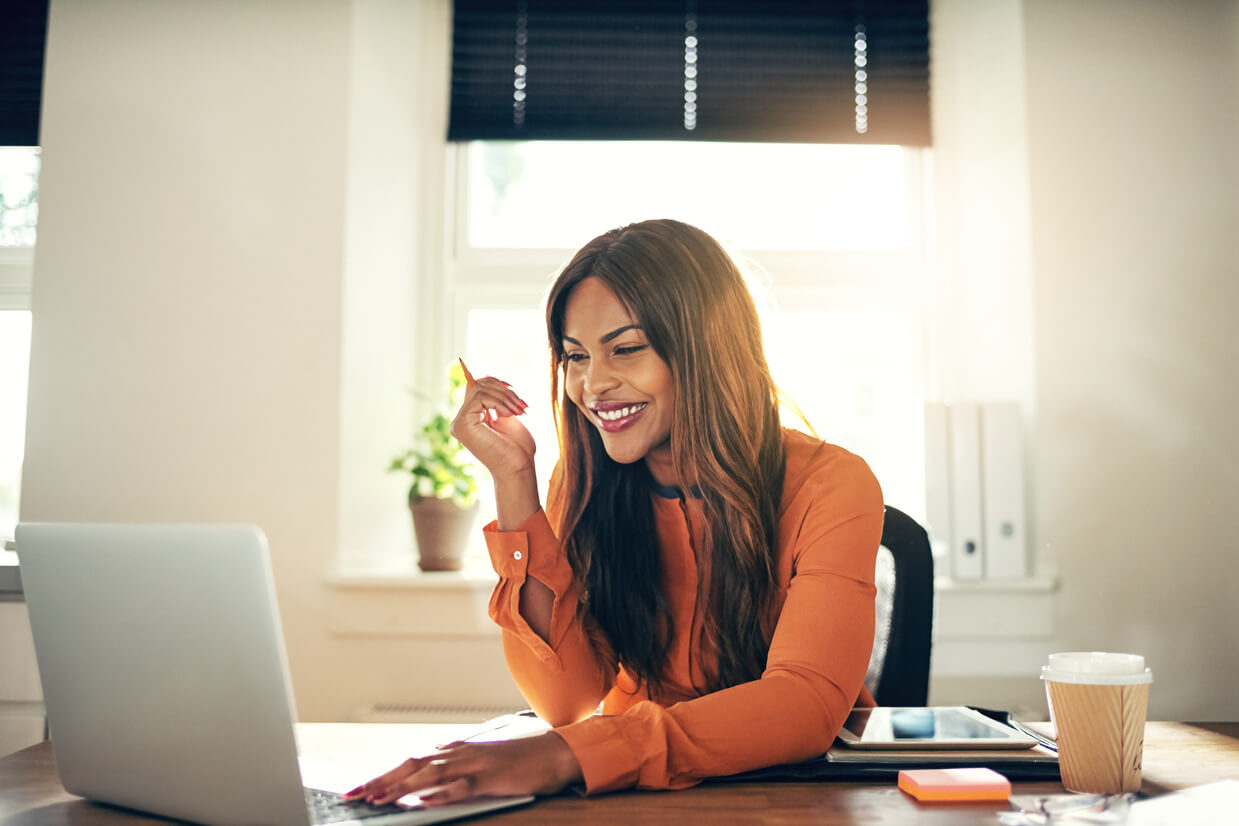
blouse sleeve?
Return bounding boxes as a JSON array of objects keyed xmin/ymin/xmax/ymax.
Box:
[
  {"xmin": 551, "ymin": 451, "xmax": 883, "ymax": 793},
  {"xmin": 484, "ymin": 508, "xmax": 616, "ymax": 726}
]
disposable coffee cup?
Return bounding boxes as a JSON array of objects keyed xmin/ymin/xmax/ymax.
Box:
[{"xmin": 1041, "ymin": 652, "xmax": 1153, "ymax": 794}]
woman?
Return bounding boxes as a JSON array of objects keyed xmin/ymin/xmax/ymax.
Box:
[{"xmin": 350, "ymin": 219, "xmax": 883, "ymax": 805}]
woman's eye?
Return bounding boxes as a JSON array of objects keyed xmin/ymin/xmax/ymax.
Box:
[
  {"xmin": 565, "ymin": 352, "xmax": 587, "ymax": 363},
  {"xmin": 614, "ymin": 345, "xmax": 647, "ymax": 357}
]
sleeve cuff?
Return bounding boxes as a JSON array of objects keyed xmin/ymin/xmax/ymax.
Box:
[
  {"xmin": 554, "ymin": 715, "xmax": 642, "ymax": 795},
  {"xmin": 482, "ymin": 509, "xmax": 576, "ymax": 666},
  {"xmin": 482, "ymin": 509, "xmax": 573, "ymax": 593},
  {"xmin": 483, "ymin": 517, "xmax": 532, "ymax": 580}
]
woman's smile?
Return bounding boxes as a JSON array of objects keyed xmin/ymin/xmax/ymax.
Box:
[{"xmin": 590, "ymin": 401, "xmax": 649, "ymax": 430}]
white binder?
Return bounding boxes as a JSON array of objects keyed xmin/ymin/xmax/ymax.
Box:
[
  {"xmin": 981, "ymin": 402, "xmax": 1027, "ymax": 579},
  {"xmin": 948, "ymin": 402, "xmax": 984, "ymax": 580},
  {"xmin": 923, "ymin": 402, "xmax": 952, "ymax": 554}
]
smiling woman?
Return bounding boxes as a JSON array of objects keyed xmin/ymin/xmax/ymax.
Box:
[{"xmin": 349, "ymin": 219, "xmax": 884, "ymax": 805}]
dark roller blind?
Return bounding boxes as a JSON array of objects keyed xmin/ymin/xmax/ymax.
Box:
[
  {"xmin": 449, "ymin": 0, "xmax": 930, "ymax": 145},
  {"xmin": 0, "ymin": 0, "xmax": 50, "ymax": 147}
]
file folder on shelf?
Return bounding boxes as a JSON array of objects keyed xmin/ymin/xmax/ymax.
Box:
[
  {"xmin": 923, "ymin": 403, "xmax": 952, "ymax": 556},
  {"xmin": 947, "ymin": 402, "xmax": 984, "ymax": 580},
  {"xmin": 981, "ymin": 402, "xmax": 1027, "ymax": 579}
]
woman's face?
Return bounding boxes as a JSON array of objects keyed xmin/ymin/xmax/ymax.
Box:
[{"xmin": 561, "ymin": 277, "xmax": 677, "ymax": 485}]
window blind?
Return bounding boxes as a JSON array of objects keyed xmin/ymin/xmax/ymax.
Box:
[
  {"xmin": 449, "ymin": 0, "xmax": 930, "ymax": 145},
  {"xmin": 0, "ymin": 0, "xmax": 49, "ymax": 147}
]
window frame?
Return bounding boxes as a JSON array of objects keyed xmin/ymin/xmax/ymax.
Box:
[
  {"xmin": 432, "ymin": 142, "xmax": 934, "ymax": 536},
  {"xmin": 1, "ymin": 147, "xmax": 39, "ymax": 549},
  {"xmin": 0, "ymin": 245, "xmax": 34, "ymax": 546}
]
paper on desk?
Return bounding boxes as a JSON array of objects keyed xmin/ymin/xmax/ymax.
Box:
[
  {"xmin": 297, "ymin": 714, "xmax": 551, "ymax": 795},
  {"xmin": 999, "ymin": 793, "xmax": 1132, "ymax": 824},
  {"xmin": 998, "ymin": 781, "xmax": 1239, "ymax": 826},
  {"xmin": 299, "ymin": 755, "xmax": 395, "ymax": 795},
  {"xmin": 1126, "ymin": 780, "xmax": 1239, "ymax": 826}
]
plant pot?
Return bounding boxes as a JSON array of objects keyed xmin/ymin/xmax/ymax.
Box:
[{"xmin": 409, "ymin": 497, "xmax": 480, "ymax": 572}]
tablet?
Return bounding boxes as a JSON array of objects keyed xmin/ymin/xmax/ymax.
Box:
[{"xmin": 836, "ymin": 706, "xmax": 1040, "ymax": 750}]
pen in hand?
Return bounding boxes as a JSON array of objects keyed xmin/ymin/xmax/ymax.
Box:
[
  {"xmin": 458, "ymin": 357, "xmax": 476, "ymax": 388},
  {"xmin": 458, "ymin": 357, "xmax": 496, "ymax": 423},
  {"xmin": 458, "ymin": 357, "xmax": 525, "ymax": 422}
]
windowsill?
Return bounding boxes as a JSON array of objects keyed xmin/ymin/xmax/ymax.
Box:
[
  {"xmin": 1, "ymin": 547, "xmax": 21, "ymax": 596},
  {"xmin": 934, "ymin": 575, "xmax": 1059, "ymax": 594},
  {"xmin": 321, "ymin": 561, "xmax": 1058, "ymax": 644},
  {"xmin": 326, "ymin": 559, "xmax": 497, "ymax": 591},
  {"xmin": 935, "ymin": 574, "xmax": 1058, "ymax": 641},
  {"xmin": 323, "ymin": 558, "xmax": 500, "ymax": 638},
  {"xmin": 325, "ymin": 564, "xmax": 1058, "ymax": 594}
]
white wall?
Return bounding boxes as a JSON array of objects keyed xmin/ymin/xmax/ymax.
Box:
[
  {"xmin": 24, "ymin": 0, "xmax": 350, "ymax": 719},
  {"xmin": 1024, "ymin": 0, "xmax": 1239, "ymax": 719},
  {"xmin": 930, "ymin": 0, "xmax": 1036, "ymax": 409},
  {"xmin": 24, "ymin": 0, "xmax": 523, "ymax": 722}
]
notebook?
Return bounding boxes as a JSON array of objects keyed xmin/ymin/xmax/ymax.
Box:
[{"xmin": 15, "ymin": 522, "xmax": 533, "ymax": 826}]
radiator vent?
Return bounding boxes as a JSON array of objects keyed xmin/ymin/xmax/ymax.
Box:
[{"xmin": 354, "ymin": 703, "xmax": 527, "ymax": 724}]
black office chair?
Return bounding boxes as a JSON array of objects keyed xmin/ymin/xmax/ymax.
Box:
[{"xmin": 863, "ymin": 505, "xmax": 934, "ymax": 706}]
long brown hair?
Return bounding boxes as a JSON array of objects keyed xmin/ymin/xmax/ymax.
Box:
[{"xmin": 546, "ymin": 219, "xmax": 786, "ymax": 696}]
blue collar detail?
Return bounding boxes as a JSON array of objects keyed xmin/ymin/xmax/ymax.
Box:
[{"xmin": 652, "ymin": 482, "xmax": 703, "ymax": 500}]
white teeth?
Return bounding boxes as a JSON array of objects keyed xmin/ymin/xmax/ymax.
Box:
[{"xmin": 595, "ymin": 403, "xmax": 645, "ymax": 421}]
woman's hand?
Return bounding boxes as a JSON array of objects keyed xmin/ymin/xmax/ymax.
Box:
[
  {"xmin": 451, "ymin": 359, "xmax": 536, "ymax": 483},
  {"xmin": 346, "ymin": 731, "xmax": 583, "ymax": 807},
  {"xmin": 452, "ymin": 359, "xmax": 542, "ymax": 528}
]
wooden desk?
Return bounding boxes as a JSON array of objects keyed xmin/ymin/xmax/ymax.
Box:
[{"xmin": 2, "ymin": 722, "xmax": 1236, "ymax": 825}]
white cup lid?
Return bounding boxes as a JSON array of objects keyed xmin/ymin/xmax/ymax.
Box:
[{"xmin": 1041, "ymin": 651, "xmax": 1153, "ymax": 685}]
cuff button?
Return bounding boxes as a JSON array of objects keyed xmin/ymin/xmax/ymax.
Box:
[{"xmin": 513, "ymin": 550, "xmax": 523, "ymax": 561}]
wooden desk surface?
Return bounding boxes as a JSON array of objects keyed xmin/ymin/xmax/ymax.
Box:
[{"xmin": 2, "ymin": 722, "xmax": 1236, "ymax": 825}]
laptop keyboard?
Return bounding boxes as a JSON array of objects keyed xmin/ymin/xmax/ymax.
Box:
[{"xmin": 305, "ymin": 787, "xmax": 414, "ymax": 824}]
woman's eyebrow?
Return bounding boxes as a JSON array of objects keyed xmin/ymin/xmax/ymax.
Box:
[{"xmin": 563, "ymin": 325, "xmax": 641, "ymax": 346}]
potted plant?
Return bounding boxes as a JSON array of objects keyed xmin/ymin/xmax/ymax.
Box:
[{"xmin": 387, "ymin": 363, "xmax": 481, "ymax": 571}]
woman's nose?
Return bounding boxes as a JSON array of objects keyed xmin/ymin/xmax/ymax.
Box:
[{"xmin": 584, "ymin": 359, "xmax": 620, "ymax": 394}]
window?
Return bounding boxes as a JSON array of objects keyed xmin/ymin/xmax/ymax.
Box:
[
  {"xmin": 444, "ymin": 140, "xmax": 928, "ymax": 534},
  {"xmin": 464, "ymin": 141, "xmax": 911, "ymax": 251},
  {"xmin": 0, "ymin": 147, "xmax": 39, "ymax": 540}
]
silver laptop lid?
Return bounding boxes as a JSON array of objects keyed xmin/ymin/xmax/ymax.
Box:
[{"xmin": 16, "ymin": 523, "xmax": 311, "ymax": 826}]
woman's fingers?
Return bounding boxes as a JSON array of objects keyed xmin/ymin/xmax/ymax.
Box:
[
  {"xmin": 344, "ymin": 755, "xmax": 431, "ymax": 801},
  {"xmin": 349, "ymin": 733, "xmax": 582, "ymax": 807},
  {"xmin": 458, "ymin": 369, "xmax": 527, "ymax": 417},
  {"xmin": 418, "ymin": 775, "xmax": 475, "ymax": 807},
  {"xmin": 468, "ymin": 386, "xmax": 527, "ymax": 418},
  {"xmin": 459, "ymin": 358, "xmax": 512, "ymax": 391},
  {"xmin": 368, "ymin": 757, "xmax": 457, "ymax": 806},
  {"xmin": 455, "ymin": 360, "xmax": 527, "ymax": 430}
]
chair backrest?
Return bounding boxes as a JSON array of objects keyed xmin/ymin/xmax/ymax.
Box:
[{"xmin": 863, "ymin": 505, "xmax": 934, "ymax": 706}]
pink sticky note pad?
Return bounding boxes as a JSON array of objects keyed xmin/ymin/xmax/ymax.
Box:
[{"xmin": 897, "ymin": 767, "xmax": 1012, "ymax": 802}]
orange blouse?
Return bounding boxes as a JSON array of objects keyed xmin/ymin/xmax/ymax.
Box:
[{"xmin": 483, "ymin": 428, "xmax": 883, "ymax": 794}]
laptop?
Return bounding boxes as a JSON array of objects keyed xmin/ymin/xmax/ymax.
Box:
[{"xmin": 15, "ymin": 522, "xmax": 534, "ymax": 826}]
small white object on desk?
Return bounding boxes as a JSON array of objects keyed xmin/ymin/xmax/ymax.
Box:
[{"xmin": 1127, "ymin": 779, "xmax": 1239, "ymax": 826}]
